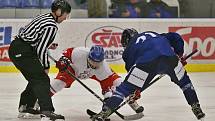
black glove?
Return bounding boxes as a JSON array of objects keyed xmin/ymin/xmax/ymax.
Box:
[{"xmin": 56, "ymin": 56, "xmax": 71, "ymax": 71}]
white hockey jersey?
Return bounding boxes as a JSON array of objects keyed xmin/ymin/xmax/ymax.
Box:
[
  {"xmin": 65, "ymin": 47, "xmax": 113, "ymax": 80},
  {"xmin": 52, "ymin": 47, "xmax": 122, "ymax": 97},
  {"xmin": 61, "ymin": 47, "xmax": 122, "ymax": 89}
]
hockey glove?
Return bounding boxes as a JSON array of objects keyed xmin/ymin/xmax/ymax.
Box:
[
  {"xmin": 129, "ymin": 89, "xmax": 141, "ymax": 104},
  {"xmin": 56, "ymin": 56, "xmax": 71, "ymax": 71}
]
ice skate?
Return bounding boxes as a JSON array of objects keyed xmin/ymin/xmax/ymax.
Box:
[
  {"xmin": 87, "ymin": 109, "xmax": 110, "ymax": 121},
  {"xmin": 41, "ymin": 111, "xmax": 65, "ymax": 121},
  {"xmin": 18, "ymin": 105, "xmax": 41, "ymax": 119},
  {"xmin": 91, "ymin": 107, "xmax": 112, "ymax": 121},
  {"xmin": 128, "ymin": 101, "xmax": 144, "ymax": 113},
  {"xmin": 191, "ymin": 103, "xmax": 205, "ymax": 120},
  {"xmin": 91, "ymin": 115, "xmax": 105, "ymax": 121}
]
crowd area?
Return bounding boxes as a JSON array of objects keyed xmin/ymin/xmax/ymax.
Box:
[{"xmin": 87, "ymin": 0, "xmax": 178, "ymax": 18}]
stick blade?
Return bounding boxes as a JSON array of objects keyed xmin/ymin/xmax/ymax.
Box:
[
  {"xmin": 123, "ymin": 112, "xmax": 144, "ymax": 121},
  {"xmin": 86, "ymin": 109, "xmax": 97, "ymax": 116},
  {"xmin": 87, "ymin": 109, "xmax": 144, "ymax": 121}
]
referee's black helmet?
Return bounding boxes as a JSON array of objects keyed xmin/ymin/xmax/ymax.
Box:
[
  {"xmin": 51, "ymin": 0, "xmax": 71, "ymax": 14},
  {"xmin": 121, "ymin": 28, "xmax": 138, "ymax": 48}
]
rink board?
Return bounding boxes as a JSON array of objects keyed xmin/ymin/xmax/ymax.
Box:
[{"xmin": 0, "ymin": 19, "xmax": 215, "ymax": 72}]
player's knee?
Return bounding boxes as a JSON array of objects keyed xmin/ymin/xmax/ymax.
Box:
[
  {"xmin": 103, "ymin": 91, "xmax": 113, "ymax": 99},
  {"xmin": 111, "ymin": 77, "xmax": 123, "ymax": 91},
  {"xmin": 50, "ymin": 79, "xmax": 66, "ymax": 95},
  {"xmin": 55, "ymin": 73, "xmax": 74, "ymax": 88},
  {"xmin": 114, "ymin": 82, "xmax": 136, "ymax": 99}
]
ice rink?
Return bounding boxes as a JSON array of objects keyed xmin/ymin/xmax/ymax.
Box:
[{"xmin": 0, "ymin": 72, "xmax": 214, "ymax": 121}]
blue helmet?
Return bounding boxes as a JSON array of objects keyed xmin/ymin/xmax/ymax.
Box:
[{"xmin": 88, "ymin": 45, "xmax": 105, "ymax": 62}]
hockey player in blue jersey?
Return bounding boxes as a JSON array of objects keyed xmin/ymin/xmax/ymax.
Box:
[{"xmin": 91, "ymin": 28, "xmax": 205, "ymax": 121}]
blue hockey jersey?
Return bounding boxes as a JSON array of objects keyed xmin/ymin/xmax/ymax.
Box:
[{"xmin": 122, "ymin": 31, "xmax": 184, "ymax": 71}]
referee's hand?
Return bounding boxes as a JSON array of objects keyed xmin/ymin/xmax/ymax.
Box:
[{"xmin": 48, "ymin": 43, "xmax": 58, "ymax": 50}]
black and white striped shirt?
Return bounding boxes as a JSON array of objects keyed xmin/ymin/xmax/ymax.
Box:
[{"xmin": 19, "ymin": 13, "xmax": 58, "ymax": 69}]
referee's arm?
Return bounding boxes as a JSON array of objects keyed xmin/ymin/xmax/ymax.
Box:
[{"xmin": 37, "ymin": 26, "xmax": 58, "ymax": 69}]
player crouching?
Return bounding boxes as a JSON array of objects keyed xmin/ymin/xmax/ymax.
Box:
[
  {"xmin": 90, "ymin": 29, "xmax": 205, "ymax": 121},
  {"xmin": 51, "ymin": 45, "xmax": 144, "ymax": 119}
]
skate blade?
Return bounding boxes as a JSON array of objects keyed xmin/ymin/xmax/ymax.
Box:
[
  {"xmin": 41, "ymin": 117, "xmax": 65, "ymax": 121},
  {"xmin": 18, "ymin": 113, "xmax": 40, "ymax": 119}
]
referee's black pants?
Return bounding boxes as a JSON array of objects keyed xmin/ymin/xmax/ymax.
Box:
[{"xmin": 8, "ymin": 37, "xmax": 54, "ymax": 111}]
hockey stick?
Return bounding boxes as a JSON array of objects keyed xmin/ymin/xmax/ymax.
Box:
[
  {"xmin": 47, "ymin": 54, "xmax": 142, "ymax": 120},
  {"xmin": 107, "ymin": 49, "xmax": 199, "ymax": 118}
]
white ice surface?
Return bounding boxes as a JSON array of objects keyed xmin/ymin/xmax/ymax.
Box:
[{"xmin": 0, "ymin": 72, "xmax": 214, "ymax": 121}]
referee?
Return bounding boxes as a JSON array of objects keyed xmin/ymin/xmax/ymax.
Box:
[{"xmin": 8, "ymin": 0, "xmax": 71, "ymax": 120}]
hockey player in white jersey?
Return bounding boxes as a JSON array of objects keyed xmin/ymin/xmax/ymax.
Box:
[
  {"xmin": 52, "ymin": 45, "xmax": 122, "ymax": 99},
  {"xmin": 52, "ymin": 45, "xmax": 144, "ymax": 115}
]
